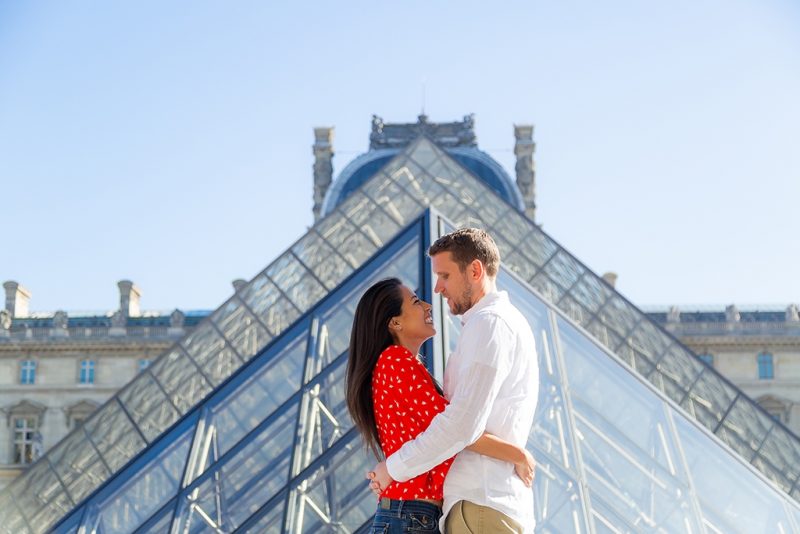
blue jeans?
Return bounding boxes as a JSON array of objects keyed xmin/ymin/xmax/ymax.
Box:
[{"xmin": 370, "ymin": 498, "xmax": 442, "ymax": 533}]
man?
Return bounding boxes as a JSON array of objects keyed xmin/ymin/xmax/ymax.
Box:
[{"xmin": 369, "ymin": 228, "xmax": 539, "ymax": 533}]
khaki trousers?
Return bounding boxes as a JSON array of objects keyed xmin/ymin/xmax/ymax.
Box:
[{"xmin": 445, "ymin": 500, "xmax": 524, "ymax": 534}]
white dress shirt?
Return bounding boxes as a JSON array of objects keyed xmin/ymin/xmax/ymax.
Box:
[{"xmin": 386, "ymin": 290, "xmax": 539, "ymax": 532}]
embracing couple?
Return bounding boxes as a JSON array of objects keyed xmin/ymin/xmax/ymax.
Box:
[{"xmin": 346, "ymin": 228, "xmax": 539, "ymax": 533}]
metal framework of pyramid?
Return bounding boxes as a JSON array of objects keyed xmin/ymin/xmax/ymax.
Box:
[{"xmin": 2, "ymin": 136, "xmax": 800, "ymax": 533}]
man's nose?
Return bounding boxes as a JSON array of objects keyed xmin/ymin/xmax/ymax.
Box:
[{"xmin": 433, "ymin": 280, "xmax": 443, "ymax": 294}]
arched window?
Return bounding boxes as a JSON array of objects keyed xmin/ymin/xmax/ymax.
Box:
[{"xmin": 757, "ymin": 352, "xmax": 774, "ymax": 380}]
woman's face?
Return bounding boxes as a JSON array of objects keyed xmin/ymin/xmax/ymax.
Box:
[{"xmin": 391, "ymin": 285, "xmax": 436, "ymax": 343}]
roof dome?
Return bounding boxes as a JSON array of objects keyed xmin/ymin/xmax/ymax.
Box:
[{"xmin": 321, "ymin": 115, "xmax": 525, "ymax": 217}]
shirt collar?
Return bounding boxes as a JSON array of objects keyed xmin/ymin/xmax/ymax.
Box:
[{"xmin": 460, "ymin": 290, "xmax": 507, "ymax": 326}]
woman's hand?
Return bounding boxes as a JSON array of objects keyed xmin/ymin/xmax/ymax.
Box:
[
  {"xmin": 465, "ymin": 432, "xmax": 536, "ymax": 487},
  {"xmin": 514, "ymin": 449, "xmax": 536, "ymax": 487},
  {"xmin": 366, "ymin": 461, "xmax": 394, "ymax": 496}
]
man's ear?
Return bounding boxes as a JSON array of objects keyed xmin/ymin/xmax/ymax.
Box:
[{"xmin": 470, "ymin": 259, "xmax": 484, "ymax": 281}]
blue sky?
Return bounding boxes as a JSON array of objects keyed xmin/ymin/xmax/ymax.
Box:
[{"xmin": 1, "ymin": 1, "xmax": 798, "ymax": 312}]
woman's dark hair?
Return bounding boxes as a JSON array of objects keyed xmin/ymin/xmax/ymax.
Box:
[{"xmin": 346, "ymin": 277, "xmax": 404, "ymax": 460}]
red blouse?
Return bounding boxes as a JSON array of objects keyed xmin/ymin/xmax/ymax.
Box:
[{"xmin": 372, "ymin": 344, "xmax": 454, "ymax": 501}]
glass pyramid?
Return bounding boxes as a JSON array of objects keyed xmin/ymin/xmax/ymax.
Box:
[{"xmin": 2, "ymin": 135, "xmax": 799, "ymax": 533}]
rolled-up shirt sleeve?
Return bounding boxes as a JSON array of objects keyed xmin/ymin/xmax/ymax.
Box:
[{"xmin": 386, "ymin": 314, "xmax": 513, "ymax": 482}]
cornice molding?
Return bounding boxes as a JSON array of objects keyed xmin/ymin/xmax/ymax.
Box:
[
  {"xmin": 0, "ymin": 340, "xmax": 174, "ymax": 353},
  {"xmin": 678, "ymin": 335, "xmax": 800, "ymax": 349}
]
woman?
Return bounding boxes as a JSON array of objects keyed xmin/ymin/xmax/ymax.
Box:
[{"xmin": 346, "ymin": 278, "xmax": 534, "ymax": 533}]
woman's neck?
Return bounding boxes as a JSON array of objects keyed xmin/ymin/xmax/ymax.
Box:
[{"xmin": 394, "ymin": 336, "xmax": 422, "ymax": 356}]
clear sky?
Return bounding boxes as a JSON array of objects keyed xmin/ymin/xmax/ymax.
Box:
[{"xmin": 1, "ymin": 1, "xmax": 798, "ymax": 313}]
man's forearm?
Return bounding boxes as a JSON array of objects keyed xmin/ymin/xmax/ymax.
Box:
[
  {"xmin": 385, "ymin": 429, "xmax": 471, "ymax": 482},
  {"xmin": 386, "ymin": 359, "xmax": 506, "ymax": 481},
  {"xmin": 385, "ymin": 400, "xmax": 486, "ymax": 481}
]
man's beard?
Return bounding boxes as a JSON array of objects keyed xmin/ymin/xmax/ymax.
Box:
[{"xmin": 450, "ymin": 284, "xmax": 473, "ymax": 315}]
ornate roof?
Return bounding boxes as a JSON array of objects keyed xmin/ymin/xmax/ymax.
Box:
[
  {"xmin": 321, "ymin": 114, "xmax": 524, "ymax": 216},
  {"xmin": 369, "ymin": 113, "xmax": 476, "ymax": 149}
]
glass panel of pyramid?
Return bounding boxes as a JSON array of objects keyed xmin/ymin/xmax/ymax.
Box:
[
  {"xmin": 38, "ymin": 221, "xmax": 427, "ymax": 534},
  {"xmin": 3, "ymin": 132, "xmax": 800, "ymax": 533},
  {"xmin": 39, "ymin": 210, "xmax": 800, "ymax": 534}
]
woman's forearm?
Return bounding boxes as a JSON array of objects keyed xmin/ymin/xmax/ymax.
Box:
[{"xmin": 465, "ymin": 433, "xmax": 526, "ymax": 464}]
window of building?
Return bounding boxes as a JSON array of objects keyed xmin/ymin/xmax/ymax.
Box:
[
  {"xmin": 66, "ymin": 400, "xmax": 99, "ymax": 429},
  {"xmin": 757, "ymin": 395, "xmax": 787, "ymax": 424},
  {"xmin": 12, "ymin": 417, "xmax": 39, "ymax": 464},
  {"xmin": 698, "ymin": 353, "xmax": 713, "ymax": 366},
  {"xmin": 7, "ymin": 401, "xmax": 46, "ymax": 465},
  {"xmin": 757, "ymin": 352, "xmax": 774, "ymax": 380},
  {"xmin": 19, "ymin": 360, "xmax": 36, "ymax": 385},
  {"xmin": 138, "ymin": 359, "xmax": 151, "ymax": 372},
  {"xmin": 79, "ymin": 359, "xmax": 95, "ymax": 384}
]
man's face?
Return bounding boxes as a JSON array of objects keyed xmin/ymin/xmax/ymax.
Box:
[{"xmin": 431, "ymin": 252, "xmax": 473, "ymax": 315}]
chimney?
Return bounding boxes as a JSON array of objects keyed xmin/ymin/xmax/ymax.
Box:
[
  {"xmin": 232, "ymin": 279, "xmax": 247, "ymax": 293},
  {"xmin": 170, "ymin": 309, "xmax": 185, "ymax": 328},
  {"xmin": 667, "ymin": 306, "xmax": 681, "ymax": 323},
  {"xmin": 3, "ymin": 281, "xmax": 31, "ymax": 318},
  {"xmin": 169, "ymin": 309, "xmax": 185, "ymax": 336},
  {"xmin": 514, "ymin": 125, "xmax": 536, "ymax": 221},
  {"xmin": 0, "ymin": 310, "xmax": 11, "ymax": 337},
  {"xmin": 312, "ymin": 127, "xmax": 334, "ymax": 222},
  {"xmin": 725, "ymin": 304, "xmax": 740, "ymax": 323},
  {"xmin": 118, "ymin": 280, "xmax": 141, "ymax": 318},
  {"xmin": 51, "ymin": 310, "xmax": 69, "ymax": 337},
  {"xmin": 601, "ymin": 272, "xmax": 618, "ymax": 289}
]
